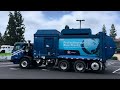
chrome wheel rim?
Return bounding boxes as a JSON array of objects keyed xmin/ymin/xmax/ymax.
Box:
[
  {"xmin": 91, "ymin": 62, "xmax": 99, "ymax": 70},
  {"xmin": 21, "ymin": 61, "xmax": 28, "ymax": 67},
  {"xmin": 76, "ymin": 63, "xmax": 84, "ymax": 71},
  {"xmin": 60, "ymin": 62, "xmax": 68, "ymax": 70}
]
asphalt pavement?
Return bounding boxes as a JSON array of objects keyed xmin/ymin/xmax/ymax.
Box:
[{"xmin": 0, "ymin": 60, "xmax": 120, "ymax": 79}]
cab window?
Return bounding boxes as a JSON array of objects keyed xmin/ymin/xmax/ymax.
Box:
[{"xmin": 13, "ymin": 44, "xmax": 21, "ymax": 51}]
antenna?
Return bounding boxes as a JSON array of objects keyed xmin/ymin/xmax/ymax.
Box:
[{"xmin": 76, "ymin": 19, "xmax": 85, "ymax": 29}]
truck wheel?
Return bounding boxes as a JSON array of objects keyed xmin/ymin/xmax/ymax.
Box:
[
  {"xmin": 58, "ymin": 60, "xmax": 70, "ymax": 72},
  {"xmin": 99, "ymin": 62, "xmax": 106, "ymax": 73},
  {"xmin": 73, "ymin": 60, "xmax": 86, "ymax": 73},
  {"xmin": 102, "ymin": 63, "xmax": 106, "ymax": 71},
  {"xmin": 90, "ymin": 61, "xmax": 101, "ymax": 72},
  {"xmin": 19, "ymin": 58, "xmax": 31, "ymax": 69},
  {"xmin": 38, "ymin": 60, "xmax": 43, "ymax": 66}
]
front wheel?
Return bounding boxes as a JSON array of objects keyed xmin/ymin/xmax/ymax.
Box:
[
  {"xmin": 73, "ymin": 60, "xmax": 86, "ymax": 73},
  {"xmin": 19, "ymin": 58, "xmax": 31, "ymax": 69}
]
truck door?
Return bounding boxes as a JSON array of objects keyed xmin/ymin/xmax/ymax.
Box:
[{"xmin": 44, "ymin": 37, "xmax": 54, "ymax": 56}]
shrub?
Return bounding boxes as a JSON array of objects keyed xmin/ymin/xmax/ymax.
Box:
[
  {"xmin": 111, "ymin": 56, "xmax": 118, "ymax": 60},
  {"xmin": 116, "ymin": 48, "xmax": 120, "ymax": 53}
]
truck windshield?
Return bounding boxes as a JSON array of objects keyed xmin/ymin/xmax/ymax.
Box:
[{"xmin": 13, "ymin": 44, "xmax": 21, "ymax": 51}]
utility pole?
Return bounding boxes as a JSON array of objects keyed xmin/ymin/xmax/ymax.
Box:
[{"xmin": 76, "ymin": 19, "xmax": 85, "ymax": 29}]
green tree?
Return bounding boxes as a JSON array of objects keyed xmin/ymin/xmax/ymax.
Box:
[
  {"xmin": 4, "ymin": 12, "xmax": 16, "ymax": 45},
  {"xmin": 0, "ymin": 32, "xmax": 4, "ymax": 46},
  {"xmin": 65, "ymin": 25, "xmax": 69, "ymax": 29},
  {"xmin": 14, "ymin": 11, "xmax": 25, "ymax": 42},
  {"xmin": 3, "ymin": 11, "xmax": 25, "ymax": 46},
  {"xmin": 3, "ymin": 30, "xmax": 9, "ymax": 45},
  {"xmin": 102, "ymin": 24, "xmax": 107, "ymax": 34},
  {"xmin": 110, "ymin": 24, "xmax": 117, "ymax": 40}
]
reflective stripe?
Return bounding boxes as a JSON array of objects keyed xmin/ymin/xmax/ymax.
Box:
[
  {"xmin": 12, "ymin": 49, "xmax": 23, "ymax": 54},
  {"xmin": 12, "ymin": 49, "xmax": 24, "ymax": 56}
]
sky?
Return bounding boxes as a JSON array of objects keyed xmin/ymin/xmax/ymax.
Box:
[{"xmin": 0, "ymin": 11, "xmax": 120, "ymax": 43}]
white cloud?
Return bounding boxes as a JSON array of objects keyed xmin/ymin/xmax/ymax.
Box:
[
  {"xmin": 0, "ymin": 11, "xmax": 9, "ymax": 34},
  {"xmin": 0, "ymin": 11, "xmax": 120, "ymax": 43}
]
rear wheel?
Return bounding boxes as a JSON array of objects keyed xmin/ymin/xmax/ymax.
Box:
[
  {"xmin": 58, "ymin": 60, "xmax": 70, "ymax": 72},
  {"xmin": 73, "ymin": 60, "xmax": 86, "ymax": 73},
  {"xmin": 90, "ymin": 61, "xmax": 101, "ymax": 72},
  {"xmin": 102, "ymin": 63, "xmax": 106, "ymax": 71},
  {"xmin": 99, "ymin": 62, "xmax": 106, "ymax": 73},
  {"xmin": 38, "ymin": 59, "xmax": 43, "ymax": 66},
  {"xmin": 19, "ymin": 58, "xmax": 31, "ymax": 69}
]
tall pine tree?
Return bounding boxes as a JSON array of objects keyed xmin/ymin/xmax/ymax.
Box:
[
  {"xmin": 0, "ymin": 32, "xmax": 3, "ymax": 46},
  {"xmin": 14, "ymin": 11, "xmax": 25, "ymax": 42},
  {"xmin": 3, "ymin": 11, "xmax": 25, "ymax": 45},
  {"xmin": 65, "ymin": 25, "xmax": 69, "ymax": 29},
  {"xmin": 3, "ymin": 12, "xmax": 16, "ymax": 45},
  {"xmin": 102, "ymin": 24, "xmax": 107, "ymax": 34},
  {"xmin": 110, "ymin": 24, "xmax": 117, "ymax": 40}
]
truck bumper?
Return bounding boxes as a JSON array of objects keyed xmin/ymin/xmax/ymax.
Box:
[{"xmin": 10, "ymin": 59, "xmax": 20, "ymax": 64}]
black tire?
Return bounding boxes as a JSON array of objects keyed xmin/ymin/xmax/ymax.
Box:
[
  {"xmin": 102, "ymin": 63, "xmax": 106, "ymax": 71},
  {"xmin": 19, "ymin": 58, "xmax": 31, "ymax": 69},
  {"xmin": 58, "ymin": 60, "xmax": 70, "ymax": 72},
  {"xmin": 99, "ymin": 62, "xmax": 106, "ymax": 73},
  {"xmin": 73, "ymin": 60, "xmax": 86, "ymax": 73},
  {"xmin": 38, "ymin": 60, "xmax": 43, "ymax": 66},
  {"xmin": 89, "ymin": 61, "xmax": 101, "ymax": 72}
]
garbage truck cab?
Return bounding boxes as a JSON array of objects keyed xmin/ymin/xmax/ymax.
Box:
[{"xmin": 11, "ymin": 42, "xmax": 33, "ymax": 64}]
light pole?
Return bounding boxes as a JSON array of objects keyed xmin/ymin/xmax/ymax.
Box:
[{"xmin": 76, "ymin": 20, "xmax": 85, "ymax": 29}]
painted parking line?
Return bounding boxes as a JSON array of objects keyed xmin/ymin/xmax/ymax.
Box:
[
  {"xmin": 106, "ymin": 62, "xmax": 116, "ymax": 66},
  {"xmin": 0, "ymin": 62, "xmax": 13, "ymax": 65},
  {"xmin": 42, "ymin": 69, "xmax": 50, "ymax": 71},
  {"xmin": 112, "ymin": 68, "xmax": 120, "ymax": 73},
  {"xmin": 9, "ymin": 68, "xmax": 19, "ymax": 70},
  {"xmin": 0, "ymin": 65, "xmax": 18, "ymax": 67}
]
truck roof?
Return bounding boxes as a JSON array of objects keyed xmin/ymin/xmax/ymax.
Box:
[
  {"xmin": 61, "ymin": 28, "xmax": 92, "ymax": 35},
  {"xmin": 34, "ymin": 29, "xmax": 60, "ymax": 35}
]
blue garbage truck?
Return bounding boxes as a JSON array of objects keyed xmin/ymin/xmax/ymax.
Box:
[{"xmin": 10, "ymin": 28, "xmax": 116, "ymax": 73}]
